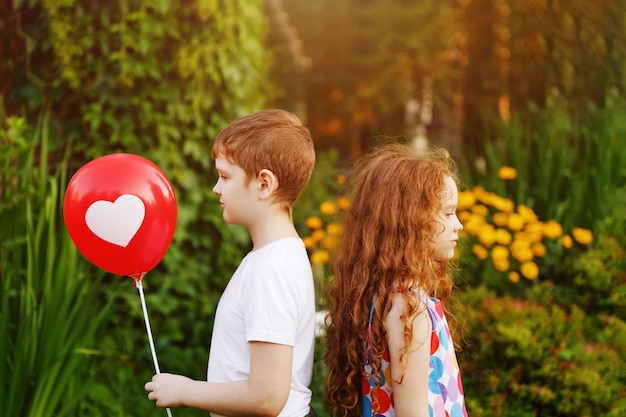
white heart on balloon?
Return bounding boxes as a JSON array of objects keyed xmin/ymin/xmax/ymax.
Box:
[{"xmin": 85, "ymin": 194, "xmax": 146, "ymax": 248}]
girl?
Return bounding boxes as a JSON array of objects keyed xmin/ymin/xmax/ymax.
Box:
[{"xmin": 324, "ymin": 143, "xmax": 468, "ymax": 417}]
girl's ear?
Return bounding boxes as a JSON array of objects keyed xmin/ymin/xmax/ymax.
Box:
[{"xmin": 257, "ymin": 168, "xmax": 279, "ymax": 200}]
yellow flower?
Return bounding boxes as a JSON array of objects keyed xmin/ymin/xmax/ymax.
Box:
[
  {"xmin": 310, "ymin": 250, "xmax": 330, "ymax": 265},
  {"xmin": 458, "ymin": 191, "xmax": 476, "ymax": 210},
  {"xmin": 493, "ymin": 212, "xmax": 509, "ymax": 227},
  {"xmin": 502, "ymin": 200, "xmax": 515, "ymax": 213},
  {"xmin": 459, "ymin": 210, "xmax": 472, "ymax": 222},
  {"xmin": 306, "ymin": 216, "xmax": 323, "ymax": 230},
  {"xmin": 508, "ymin": 271, "xmax": 520, "ymax": 283},
  {"xmin": 518, "ymin": 205, "xmax": 538, "ymax": 223},
  {"xmin": 463, "ymin": 214, "xmax": 486, "ymax": 236},
  {"xmin": 336, "ymin": 197, "xmax": 350, "ymax": 210},
  {"xmin": 520, "ymin": 261, "xmax": 540, "ymax": 280},
  {"xmin": 312, "ymin": 229, "xmax": 326, "ymax": 242},
  {"xmin": 320, "ymin": 201, "xmax": 338, "ymax": 216},
  {"xmin": 321, "ymin": 236, "xmax": 339, "ymax": 250},
  {"xmin": 478, "ymin": 224, "xmax": 497, "ymax": 247},
  {"xmin": 543, "ymin": 220, "xmax": 563, "ymax": 238},
  {"xmin": 303, "ymin": 236, "xmax": 317, "ymax": 249},
  {"xmin": 572, "ymin": 227, "xmax": 594, "ymax": 245},
  {"xmin": 472, "ymin": 186, "xmax": 487, "ymax": 201},
  {"xmin": 507, "ymin": 213, "xmax": 525, "ymax": 231},
  {"xmin": 336, "ymin": 174, "xmax": 347, "ymax": 185},
  {"xmin": 522, "ymin": 223, "xmax": 544, "ymax": 243},
  {"xmin": 476, "ymin": 190, "xmax": 495, "ymax": 206},
  {"xmin": 498, "ymin": 166, "xmax": 518, "ymax": 180},
  {"xmin": 326, "ymin": 222, "xmax": 344, "ymax": 236},
  {"xmin": 513, "ymin": 248, "xmax": 534, "ymax": 263},
  {"xmin": 494, "ymin": 228, "xmax": 512, "ymax": 245},
  {"xmin": 472, "ymin": 244, "xmax": 489, "ymax": 260},
  {"xmin": 531, "ymin": 242, "xmax": 547, "ymax": 257},
  {"xmin": 471, "ymin": 204, "xmax": 489, "ymax": 216},
  {"xmin": 510, "ymin": 240, "xmax": 534, "ymax": 262},
  {"xmin": 491, "ymin": 245, "xmax": 510, "ymax": 261},
  {"xmin": 561, "ymin": 234, "xmax": 573, "ymax": 249},
  {"xmin": 493, "ymin": 196, "xmax": 515, "ymax": 213},
  {"xmin": 493, "ymin": 257, "xmax": 510, "ymax": 272}
]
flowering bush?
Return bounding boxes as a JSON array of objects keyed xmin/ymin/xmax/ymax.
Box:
[
  {"xmin": 458, "ymin": 283, "xmax": 626, "ymax": 417},
  {"xmin": 304, "ymin": 193, "xmax": 349, "ymax": 264},
  {"xmin": 300, "ymin": 174, "xmax": 349, "ymax": 309},
  {"xmin": 298, "ymin": 156, "xmax": 625, "ymax": 417},
  {"xmin": 456, "ymin": 166, "xmax": 593, "ymax": 291}
]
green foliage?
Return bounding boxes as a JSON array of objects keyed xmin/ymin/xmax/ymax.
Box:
[
  {"xmin": 566, "ymin": 190, "xmax": 626, "ymax": 322},
  {"xmin": 294, "ymin": 148, "xmax": 343, "ymax": 233},
  {"xmin": 294, "ymin": 149, "xmax": 344, "ymax": 310},
  {"xmin": 0, "ymin": 114, "xmax": 113, "ymax": 416},
  {"xmin": 5, "ymin": 0, "xmax": 270, "ymax": 286},
  {"xmin": 4, "ymin": 1, "xmax": 273, "ymax": 415},
  {"xmin": 4, "ymin": 2, "xmax": 626, "ymax": 416},
  {"xmin": 459, "ymin": 94, "xmax": 626, "ymax": 232},
  {"xmin": 458, "ymin": 284, "xmax": 626, "ymax": 417},
  {"xmin": 453, "ymin": 102, "xmax": 626, "ymax": 417},
  {"xmin": 455, "ymin": 187, "xmax": 626, "ymax": 416},
  {"xmin": 311, "ymin": 336, "xmax": 331, "ymax": 417}
]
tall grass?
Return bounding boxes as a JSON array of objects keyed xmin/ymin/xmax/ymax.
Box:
[
  {"xmin": 459, "ymin": 95, "xmax": 626, "ymax": 231},
  {"xmin": 1, "ymin": 113, "xmax": 113, "ymax": 416}
]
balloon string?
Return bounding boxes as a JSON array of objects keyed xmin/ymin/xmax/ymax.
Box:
[{"xmin": 136, "ymin": 279, "xmax": 173, "ymax": 417}]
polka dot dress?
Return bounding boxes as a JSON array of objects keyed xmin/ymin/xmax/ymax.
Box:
[{"xmin": 362, "ymin": 296, "xmax": 468, "ymax": 417}]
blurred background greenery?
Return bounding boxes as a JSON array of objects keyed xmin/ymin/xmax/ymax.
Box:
[{"xmin": 1, "ymin": 0, "xmax": 625, "ymax": 416}]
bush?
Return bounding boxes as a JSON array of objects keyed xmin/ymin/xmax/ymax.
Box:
[
  {"xmin": 566, "ymin": 190, "xmax": 626, "ymax": 322},
  {"xmin": 458, "ymin": 284, "xmax": 626, "ymax": 417}
]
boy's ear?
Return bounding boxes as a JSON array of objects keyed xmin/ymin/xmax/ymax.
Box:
[{"xmin": 257, "ymin": 168, "xmax": 278, "ymax": 200}]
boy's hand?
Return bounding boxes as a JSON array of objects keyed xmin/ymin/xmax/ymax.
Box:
[{"xmin": 145, "ymin": 373, "xmax": 190, "ymax": 408}]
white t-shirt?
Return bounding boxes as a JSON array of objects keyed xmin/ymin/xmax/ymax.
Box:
[{"xmin": 207, "ymin": 237, "xmax": 315, "ymax": 417}]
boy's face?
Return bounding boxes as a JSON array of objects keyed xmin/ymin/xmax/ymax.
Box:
[
  {"xmin": 432, "ymin": 176, "xmax": 463, "ymax": 261},
  {"xmin": 213, "ymin": 155, "xmax": 259, "ymax": 226}
]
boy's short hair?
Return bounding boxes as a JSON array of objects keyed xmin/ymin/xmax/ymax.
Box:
[{"xmin": 212, "ymin": 109, "xmax": 316, "ymax": 208}]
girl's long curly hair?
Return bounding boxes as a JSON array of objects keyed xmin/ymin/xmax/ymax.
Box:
[{"xmin": 323, "ymin": 143, "xmax": 461, "ymax": 417}]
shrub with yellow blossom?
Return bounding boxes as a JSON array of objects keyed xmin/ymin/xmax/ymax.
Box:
[
  {"xmin": 457, "ymin": 166, "xmax": 594, "ymax": 288},
  {"xmin": 299, "ymin": 173, "xmax": 349, "ymax": 309},
  {"xmin": 303, "ymin": 174, "xmax": 347, "ymax": 253}
]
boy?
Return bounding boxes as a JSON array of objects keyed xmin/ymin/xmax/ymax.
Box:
[{"xmin": 145, "ymin": 109, "xmax": 317, "ymax": 417}]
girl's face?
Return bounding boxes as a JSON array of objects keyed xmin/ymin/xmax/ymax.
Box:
[{"xmin": 432, "ymin": 176, "xmax": 463, "ymax": 261}]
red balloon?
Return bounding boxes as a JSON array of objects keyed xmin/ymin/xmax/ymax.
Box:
[{"xmin": 63, "ymin": 153, "xmax": 177, "ymax": 280}]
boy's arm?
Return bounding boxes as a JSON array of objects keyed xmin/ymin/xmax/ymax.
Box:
[{"xmin": 145, "ymin": 341, "xmax": 293, "ymax": 417}]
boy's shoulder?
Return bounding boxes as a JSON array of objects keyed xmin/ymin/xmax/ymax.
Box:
[
  {"xmin": 246, "ymin": 238, "xmax": 309, "ymax": 271},
  {"xmin": 250, "ymin": 237, "xmax": 307, "ymax": 259}
]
